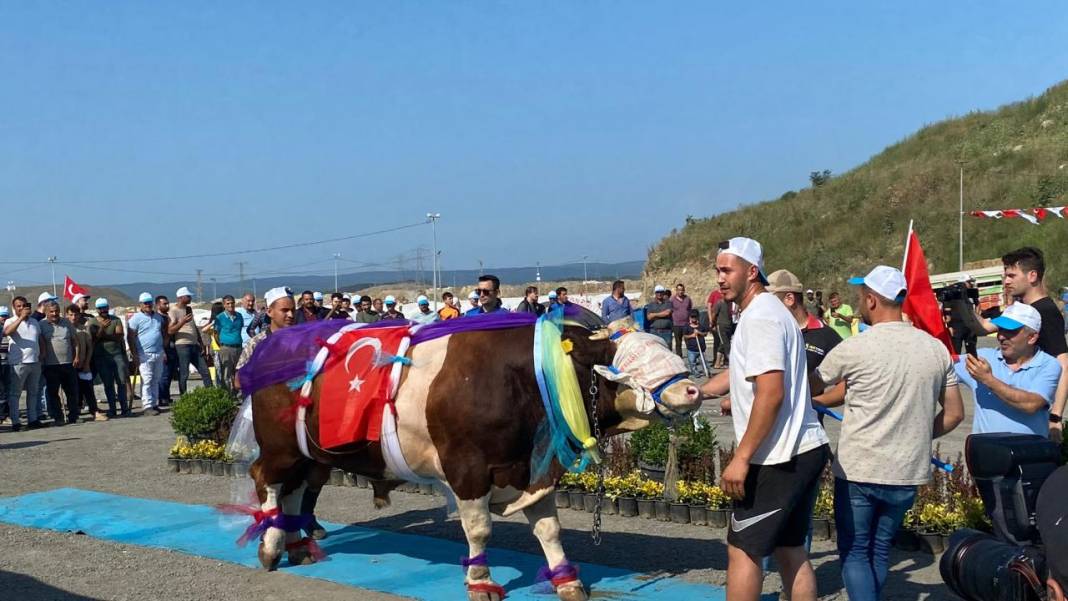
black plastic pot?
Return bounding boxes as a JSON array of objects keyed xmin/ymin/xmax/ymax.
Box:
[
  {"xmin": 919, "ymin": 531, "xmax": 946, "ymax": 554},
  {"xmin": 617, "ymin": 496, "xmax": 638, "ymax": 517},
  {"xmin": 654, "ymin": 500, "xmax": 671, "ymax": 522},
  {"xmin": 555, "ymin": 490, "xmax": 571, "ymax": 509},
  {"xmin": 707, "ymin": 508, "xmax": 730, "ymax": 528},
  {"xmin": 569, "ymin": 490, "xmax": 584, "ymax": 510},
  {"xmin": 599, "ymin": 497, "xmax": 617, "ymax": 516},
  {"xmin": 330, "ymin": 469, "xmax": 345, "ymax": 486},
  {"xmin": 356, "ymin": 475, "xmax": 369, "ymax": 488},
  {"xmin": 637, "ymin": 499, "xmax": 656, "ymax": 519},
  {"xmin": 167, "ymin": 457, "xmax": 179, "ymax": 473},
  {"xmin": 811, "ymin": 517, "xmax": 832, "ymax": 541},
  {"xmin": 583, "ymin": 494, "xmax": 599, "ymax": 513},
  {"xmin": 234, "ymin": 462, "xmax": 250, "ymax": 478},
  {"xmin": 688, "ymin": 505, "xmax": 707, "ymax": 526},
  {"xmin": 669, "ymin": 503, "xmax": 691, "ymax": 524},
  {"xmin": 639, "ymin": 462, "xmax": 666, "ymax": 483},
  {"xmin": 178, "ymin": 459, "xmax": 192, "ymax": 475},
  {"xmin": 212, "ymin": 461, "xmax": 226, "ymax": 477},
  {"xmin": 192, "ymin": 459, "xmax": 206, "ymax": 475}
]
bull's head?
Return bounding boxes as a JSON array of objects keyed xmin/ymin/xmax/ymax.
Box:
[{"xmin": 589, "ymin": 318, "xmax": 701, "ymax": 431}]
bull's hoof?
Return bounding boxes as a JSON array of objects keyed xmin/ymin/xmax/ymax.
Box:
[
  {"xmin": 305, "ymin": 518, "xmax": 328, "ymax": 540},
  {"xmin": 288, "ymin": 546, "xmax": 317, "ymax": 566},
  {"xmin": 372, "ymin": 494, "xmax": 391, "ymax": 509},
  {"xmin": 257, "ymin": 542, "xmax": 281, "ymax": 571},
  {"xmin": 556, "ymin": 581, "xmax": 589, "ymax": 601},
  {"xmin": 466, "ymin": 581, "xmax": 505, "ymax": 601}
]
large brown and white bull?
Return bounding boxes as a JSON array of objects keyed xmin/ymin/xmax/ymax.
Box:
[{"xmin": 244, "ymin": 313, "xmax": 700, "ymax": 601}]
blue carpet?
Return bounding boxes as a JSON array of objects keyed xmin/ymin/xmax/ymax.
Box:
[{"xmin": 0, "ymin": 488, "xmax": 730, "ymax": 600}]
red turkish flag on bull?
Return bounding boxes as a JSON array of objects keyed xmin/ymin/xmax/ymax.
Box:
[
  {"xmin": 63, "ymin": 276, "xmax": 89, "ymax": 301},
  {"xmin": 902, "ymin": 229, "xmax": 956, "ymax": 358},
  {"xmin": 318, "ymin": 326, "xmax": 409, "ymax": 449}
]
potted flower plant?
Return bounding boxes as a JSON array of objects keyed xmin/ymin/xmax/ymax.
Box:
[
  {"xmin": 705, "ymin": 485, "xmax": 731, "ymax": 528},
  {"xmin": 678, "ymin": 481, "xmax": 708, "ymax": 526},
  {"xmin": 614, "ymin": 472, "xmax": 641, "ymax": 518},
  {"xmin": 636, "ymin": 478, "xmax": 663, "ymax": 520},
  {"xmin": 556, "ymin": 473, "xmax": 578, "ymax": 509},
  {"xmin": 811, "ymin": 484, "xmax": 833, "ymax": 540}
]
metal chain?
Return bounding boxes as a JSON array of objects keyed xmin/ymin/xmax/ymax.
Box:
[{"xmin": 589, "ymin": 368, "xmax": 605, "ymax": 546}]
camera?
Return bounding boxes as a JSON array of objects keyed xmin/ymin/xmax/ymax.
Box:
[{"xmin": 940, "ymin": 433, "xmax": 1061, "ymax": 601}]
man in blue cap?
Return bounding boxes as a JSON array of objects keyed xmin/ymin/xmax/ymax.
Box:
[
  {"xmin": 89, "ymin": 297, "xmax": 130, "ymax": 417},
  {"xmin": 127, "ymin": 292, "xmax": 167, "ymax": 416},
  {"xmin": 954, "ymin": 301, "xmax": 1061, "ymax": 436},
  {"xmin": 411, "ymin": 295, "xmax": 438, "ymax": 324}
]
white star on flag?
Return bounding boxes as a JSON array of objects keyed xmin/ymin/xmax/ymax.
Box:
[{"xmin": 348, "ymin": 376, "xmax": 364, "ymax": 392}]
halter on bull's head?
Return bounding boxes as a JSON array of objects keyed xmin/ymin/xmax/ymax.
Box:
[{"xmin": 588, "ymin": 317, "xmax": 701, "ymax": 430}]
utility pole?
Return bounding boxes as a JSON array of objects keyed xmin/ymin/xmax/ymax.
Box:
[
  {"xmin": 958, "ymin": 162, "xmax": 965, "ymax": 271},
  {"xmin": 195, "ymin": 269, "xmax": 203, "ymax": 303},
  {"xmin": 47, "ymin": 256, "xmax": 57, "ymax": 296},
  {"xmin": 252, "ymin": 278, "xmax": 257, "ymax": 298},
  {"xmin": 236, "ymin": 261, "xmax": 247, "ymax": 292},
  {"xmin": 6, "ymin": 281, "xmax": 15, "ymax": 304},
  {"xmin": 478, "ymin": 259, "xmax": 484, "ymax": 276},
  {"xmin": 582, "ymin": 255, "xmax": 588, "ymax": 298},
  {"xmin": 211, "ymin": 277, "xmax": 217, "ymax": 300},
  {"xmin": 333, "ymin": 253, "xmax": 341, "ymax": 292},
  {"xmin": 427, "ymin": 213, "xmax": 441, "ymax": 311},
  {"xmin": 536, "ymin": 261, "xmax": 541, "ymax": 282}
]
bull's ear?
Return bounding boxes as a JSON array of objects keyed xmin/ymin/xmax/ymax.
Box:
[{"xmin": 588, "ymin": 328, "xmax": 611, "ymax": 341}]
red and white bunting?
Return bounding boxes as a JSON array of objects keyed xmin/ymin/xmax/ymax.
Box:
[{"xmin": 967, "ymin": 205, "xmax": 1066, "ymax": 224}]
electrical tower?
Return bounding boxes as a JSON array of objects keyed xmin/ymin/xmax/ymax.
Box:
[{"xmin": 195, "ymin": 269, "xmax": 203, "ymax": 303}]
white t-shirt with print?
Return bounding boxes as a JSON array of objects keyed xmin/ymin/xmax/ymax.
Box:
[
  {"xmin": 7, "ymin": 317, "xmax": 41, "ymax": 365},
  {"xmin": 729, "ymin": 292, "xmax": 829, "ymax": 465}
]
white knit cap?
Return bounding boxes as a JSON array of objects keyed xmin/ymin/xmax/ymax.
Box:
[{"xmin": 264, "ymin": 286, "xmax": 292, "ymax": 308}]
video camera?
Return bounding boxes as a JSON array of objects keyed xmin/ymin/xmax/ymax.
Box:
[
  {"xmin": 940, "ymin": 433, "xmax": 1062, "ymax": 601},
  {"xmin": 938, "ymin": 282, "xmax": 980, "ymax": 304}
]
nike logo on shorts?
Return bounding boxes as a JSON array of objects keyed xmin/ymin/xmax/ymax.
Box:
[{"xmin": 730, "ymin": 508, "xmax": 782, "ymax": 532}]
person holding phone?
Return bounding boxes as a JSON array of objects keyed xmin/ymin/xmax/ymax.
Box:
[{"xmin": 167, "ymin": 287, "xmax": 213, "ymax": 394}]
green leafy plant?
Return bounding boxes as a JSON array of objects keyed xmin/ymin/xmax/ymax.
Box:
[
  {"xmin": 629, "ymin": 422, "xmax": 670, "ymax": 467},
  {"xmin": 170, "ymin": 387, "xmax": 239, "ymax": 443}
]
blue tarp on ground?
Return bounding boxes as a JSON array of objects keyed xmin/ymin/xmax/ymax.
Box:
[{"xmin": 0, "ymin": 488, "xmax": 729, "ymax": 600}]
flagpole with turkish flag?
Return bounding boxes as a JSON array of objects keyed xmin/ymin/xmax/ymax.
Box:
[
  {"xmin": 63, "ymin": 276, "xmax": 90, "ymax": 302},
  {"xmin": 901, "ymin": 220, "xmax": 956, "ymax": 358}
]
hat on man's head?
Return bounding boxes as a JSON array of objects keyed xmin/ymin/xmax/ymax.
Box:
[
  {"xmin": 176, "ymin": 286, "xmax": 193, "ymax": 299},
  {"xmin": 547, "ymin": 291, "xmax": 558, "ymax": 299},
  {"xmin": 805, "ymin": 288, "xmax": 814, "ymax": 294},
  {"xmin": 766, "ymin": 270, "xmax": 804, "ymax": 294},
  {"xmin": 416, "ymin": 295, "xmax": 429, "ymax": 306},
  {"xmin": 957, "ymin": 273, "xmax": 972, "ymax": 283},
  {"xmin": 717, "ymin": 237, "xmax": 768, "ymax": 285},
  {"xmin": 37, "ymin": 291, "xmax": 57, "ymax": 305},
  {"xmin": 95, "ymin": 298, "xmax": 109, "ymax": 309},
  {"xmin": 468, "ymin": 290, "xmax": 480, "ymax": 300},
  {"xmin": 384, "ymin": 295, "xmax": 396, "ymax": 305},
  {"xmin": 313, "ymin": 291, "xmax": 323, "ymax": 301},
  {"xmin": 653, "ymin": 285, "xmax": 668, "ymax": 293},
  {"xmin": 71, "ymin": 293, "xmax": 89, "ymax": 304},
  {"xmin": 991, "ymin": 302, "xmax": 1042, "ymax": 332},
  {"xmin": 264, "ymin": 286, "xmax": 292, "ymax": 308},
  {"xmin": 138, "ymin": 292, "xmax": 154, "ymax": 304},
  {"xmin": 0, "ymin": 306, "xmax": 9, "ymax": 317},
  {"xmin": 1037, "ymin": 466, "xmax": 1068, "ymax": 587},
  {"xmin": 848, "ymin": 266, "xmax": 907, "ymax": 303}
]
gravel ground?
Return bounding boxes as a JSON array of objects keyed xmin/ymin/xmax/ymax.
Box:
[{"xmin": 0, "ymin": 376, "xmax": 968, "ymax": 601}]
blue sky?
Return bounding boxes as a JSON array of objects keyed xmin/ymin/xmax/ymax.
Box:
[{"xmin": 2, "ymin": 2, "xmax": 1067, "ymax": 287}]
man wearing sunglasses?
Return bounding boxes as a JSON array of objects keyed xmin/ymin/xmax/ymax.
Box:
[{"xmin": 465, "ymin": 275, "xmax": 508, "ymax": 316}]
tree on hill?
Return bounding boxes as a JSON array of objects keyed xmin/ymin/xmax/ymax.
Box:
[{"xmin": 809, "ymin": 169, "xmax": 832, "ymax": 187}]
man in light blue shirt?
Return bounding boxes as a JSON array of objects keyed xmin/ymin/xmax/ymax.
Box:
[
  {"xmin": 127, "ymin": 292, "xmax": 167, "ymax": 415},
  {"xmin": 601, "ymin": 280, "xmax": 632, "ymax": 323},
  {"xmin": 954, "ymin": 302, "xmax": 1061, "ymax": 436},
  {"xmin": 235, "ymin": 293, "xmax": 258, "ymax": 345}
]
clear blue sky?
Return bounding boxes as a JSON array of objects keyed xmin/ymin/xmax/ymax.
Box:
[{"xmin": 2, "ymin": 2, "xmax": 1067, "ymax": 287}]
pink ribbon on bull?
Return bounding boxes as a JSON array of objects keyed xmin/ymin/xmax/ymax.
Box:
[{"xmin": 217, "ymin": 504, "xmax": 281, "ymax": 547}]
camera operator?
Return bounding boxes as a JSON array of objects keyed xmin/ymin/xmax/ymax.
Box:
[
  {"xmin": 974, "ymin": 247, "xmax": 1068, "ymax": 442},
  {"xmin": 954, "ymin": 303, "xmax": 1061, "ymax": 436},
  {"xmin": 1037, "ymin": 466, "xmax": 1068, "ymax": 601},
  {"xmin": 943, "ymin": 274, "xmax": 980, "ymax": 357}
]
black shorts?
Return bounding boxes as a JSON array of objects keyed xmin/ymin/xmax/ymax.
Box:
[{"xmin": 727, "ymin": 444, "xmax": 829, "ymax": 558}]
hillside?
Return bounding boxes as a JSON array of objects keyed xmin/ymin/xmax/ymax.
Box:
[
  {"xmin": 3, "ymin": 285, "xmax": 135, "ymax": 309},
  {"xmin": 645, "ymin": 80, "xmax": 1068, "ymax": 297}
]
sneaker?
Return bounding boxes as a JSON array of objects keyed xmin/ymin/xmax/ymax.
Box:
[
  {"xmin": 121, "ymin": 410, "xmax": 133, "ymax": 418},
  {"xmin": 67, "ymin": 416, "xmax": 79, "ymax": 425},
  {"xmin": 94, "ymin": 413, "xmax": 110, "ymax": 422},
  {"xmin": 10, "ymin": 423, "xmax": 21, "ymax": 432},
  {"xmin": 146, "ymin": 408, "xmax": 162, "ymax": 416}
]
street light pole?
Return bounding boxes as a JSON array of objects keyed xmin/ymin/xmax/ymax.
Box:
[
  {"xmin": 6, "ymin": 281, "xmax": 15, "ymax": 304},
  {"xmin": 48, "ymin": 256, "xmax": 57, "ymax": 296},
  {"xmin": 958, "ymin": 164, "xmax": 965, "ymax": 271},
  {"xmin": 333, "ymin": 253, "xmax": 342, "ymax": 292},
  {"xmin": 427, "ymin": 213, "xmax": 441, "ymax": 311},
  {"xmin": 582, "ymin": 256, "xmax": 588, "ymax": 298}
]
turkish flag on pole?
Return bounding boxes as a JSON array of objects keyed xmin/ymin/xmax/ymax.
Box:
[
  {"xmin": 63, "ymin": 276, "xmax": 89, "ymax": 301},
  {"xmin": 901, "ymin": 225, "xmax": 956, "ymax": 358}
]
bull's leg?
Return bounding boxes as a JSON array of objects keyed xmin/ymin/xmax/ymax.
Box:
[
  {"xmin": 301, "ymin": 463, "xmax": 331, "ymax": 540},
  {"xmin": 281, "ymin": 482, "xmax": 319, "ymax": 566},
  {"xmin": 257, "ymin": 482, "xmax": 284, "ymax": 570},
  {"xmin": 456, "ymin": 495, "xmax": 505, "ymax": 601},
  {"xmin": 523, "ymin": 493, "xmax": 588, "ymax": 601}
]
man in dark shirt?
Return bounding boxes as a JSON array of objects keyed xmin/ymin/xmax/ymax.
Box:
[
  {"xmin": 670, "ymin": 284, "xmax": 693, "ymax": 357},
  {"xmin": 467, "ymin": 275, "xmax": 509, "ymax": 315},
  {"xmin": 295, "ymin": 290, "xmax": 329, "ymax": 324},
  {"xmin": 515, "ymin": 286, "xmax": 544, "ymax": 316},
  {"xmin": 976, "ymin": 247, "xmax": 1068, "ymax": 441},
  {"xmin": 644, "ymin": 285, "xmax": 674, "ymax": 347},
  {"xmin": 711, "ymin": 296, "xmax": 735, "ymax": 369},
  {"xmin": 325, "ymin": 292, "xmax": 351, "ymax": 320},
  {"xmin": 355, "ymin": 295, "xmax": 380, "ymax": 324},
  {"xmin": 683, "ymin": 310, "xmax": 710, "ymax": 377}
]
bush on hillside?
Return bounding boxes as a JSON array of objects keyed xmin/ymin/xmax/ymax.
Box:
[{"xmin": 170, "ymin": 387, "xmax": 238, "ymax": 443}]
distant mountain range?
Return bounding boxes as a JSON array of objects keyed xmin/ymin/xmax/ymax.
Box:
[{"xmin": 106, "ymin": 261, "xmax": 645, "ymax": 301}]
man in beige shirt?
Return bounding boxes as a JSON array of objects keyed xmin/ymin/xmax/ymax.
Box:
[{"xmin": 167, "ymin": 287, "xmax": 213, "ymax": 394}]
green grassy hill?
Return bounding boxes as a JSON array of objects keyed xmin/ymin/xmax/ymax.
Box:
[{"xmin": 646, "ymin": 80, "xmax": 1068, "ymax": 296}]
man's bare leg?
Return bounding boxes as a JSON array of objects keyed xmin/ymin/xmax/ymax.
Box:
[
  {"xmin": 772, "ymin": 545, "xmax": 817, "ymax": 601},
  {"xmin": 726, "ymin": 544, "xmax": 764, "ymax": 601}
]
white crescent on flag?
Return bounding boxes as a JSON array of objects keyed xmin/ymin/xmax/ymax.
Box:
[{"xmin": 344, "ymin": 338, "xmax": 383, "ymax": 374}]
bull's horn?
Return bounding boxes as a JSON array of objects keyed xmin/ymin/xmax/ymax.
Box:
[{"xmin": 588, "ymin": 328, "xmax": 611, "ymax": 341}]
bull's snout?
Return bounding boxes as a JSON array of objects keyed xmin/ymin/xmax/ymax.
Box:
[{"xmin": 685, "ymin": 385, "xmax": 700, "ymax": 402}]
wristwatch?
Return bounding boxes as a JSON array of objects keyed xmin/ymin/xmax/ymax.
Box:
[{"xmin": 1051, "ymin": 413, "xmax": 1063, "ymax": 424}]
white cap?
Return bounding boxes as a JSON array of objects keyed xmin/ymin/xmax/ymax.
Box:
[
  {"xmin": 992, "ymin": 302, "xmax": 1042, "ymax": 332},
  {"xmin": 0, "ymin": 305, "xmax": 9, "ymax": 317},
  {"xmin": 138, "ymin": 292, "xmax": 154, "ymax": 304},
  {"xmin": 653, "ymin": 285, "xmax": 668, "ymax": 293},
  {"xmin": 848, "ymin": 265, "xmax": 907, "ymax": 302},
  {"xmin": 95, "ymin": 298, "xmax": 109, "ymax": 309},
  {"xmin": 37, "ymin": 291, "xmax": 57, "ymax": 305},
  {"xmin": 176, "ymin": 286, "xmax": 193, "ymax": 299},
  {"xmin": 548, "ymin": 291, "xmax": 558, "ymax": 299},
  {"xmin": 264, "ymin": 287, "xmax": 292, "ymax": 308},
  {"xmin": 416, "ymin": 295, "xmax": 429, "ymax": 305},
  {"xmin": 957, "ymin": 273, "xmax": 972, "ymax": 283},
  {"xmin": 468, "ymin": 290, "xmax": 479, "ymax": 300},
  {"xmin": 805, "ymin": 288, "xmax": 814, "ymax": 294},
  {"xmin": 313, "ymin": 291, "xmax": 323, "ymax": 301},
  {"xmin": 384, "ymin": 295, "xmax": 396, "ymax": 305},
  {"xmin": 71, "ymin": 293, "xmax": 89, "ymax": 304},
  {"xmin": 717, "ymin": 237, "xmax": 768, "ymax": 284}
]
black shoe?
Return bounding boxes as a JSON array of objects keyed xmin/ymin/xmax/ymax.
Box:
[
  {"xmin": 27, "ymin": 420, "xmax": 45, "ymax": 429},
  {"xmin": 106, "ymin": 411, "xmax": 117, "ymax": 418},
  {"xmin": 68, "ymin": 416, "xmax": 79, "ymax": 424},
  {"xmin": 10, "ymin": 423, "xmax": 21, "ymax": 432},
  {"xmin": 121, "ymin": 410, "xmax": 133, "ymax": 418}
]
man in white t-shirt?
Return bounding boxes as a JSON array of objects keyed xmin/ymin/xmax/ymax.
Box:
[
  {"xmin": 3, "ymin": 296, "xmax": 47, "ymax": 430},
  {"xmin": 701, "ymin": 237, "xmax": 829, "ymax": 601}
]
